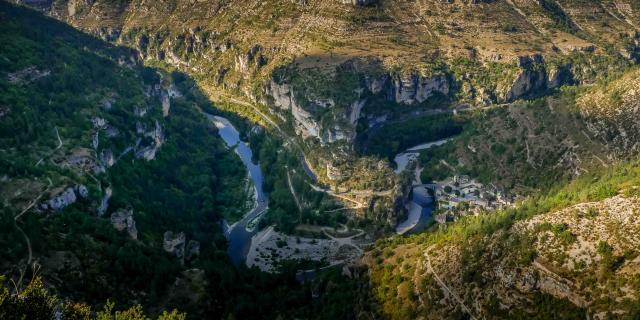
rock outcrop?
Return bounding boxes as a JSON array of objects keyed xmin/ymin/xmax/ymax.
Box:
[
  {"xmin": 110, "ymin": 209, "xmax": 138, "ymax": 240},
  {"xmin": 547, "ymin": 66, "xmax": 572, "ymax": 89},
  {"xmin": 40, "ymin": 184, "xmax": 87, "ymax": 211},
  {"xmin": 267, "ymin": 80, "xmax": 322, "ymax": 140},
  {"xmin": 235, "ymin": 45, "xmax": 266, "ymax": 75},
  {"xmin": 97, "ymin": 187, "xmax": 112, "ymax": 216},
  {"xmin": 161, "ymin": 91, "xmax": 170, "ymax": 117},
  {"xmin": 500, "ymin": 55, "xmax": 547, "ymax": 102},
  {"xmin": 497, "ymin": 55, "xmax": 577, "ymax": 102},
  {"xmin": 390, "ymin": 73, "xmax": 449, "ymax": 105},
  {"xmin": 266, "ymin": 66, "xmax": 451, "ymax": 144},
  {"xmin": 135, "ymin": 120, "xmax": 164, "ymax": 161},
  {"xmin": 100, "ymin": 149, "xmax": 115, "ymax": 168},
  {"xmin": 163, "ymin": 231, "xmax": 186, "ymax": 260},
  {"xmin": 503, "ymin": 68, "xmax": 547, "ymax": 102}
]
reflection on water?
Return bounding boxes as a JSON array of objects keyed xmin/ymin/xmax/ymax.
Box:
[
  {"xmin": 394, "ymin": 138, "xmax": 454, "ymax": 234},
  {"xmin": 207, "ymin": 114, "xmax": 267, "ymax": 266}
]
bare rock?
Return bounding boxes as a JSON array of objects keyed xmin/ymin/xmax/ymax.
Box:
[
  {"xmin": 135, "ymin": 120, "xmax": 165, "ymax": 161},
  {"xmin": 163, "ymin": 231, "xmax": 186, "ymax": 259},
  {"xmin": 91, "ymin": 117, "xmax": 107, "ymax": 129},
  {"xmin": 7, "ymin": 66, "xmax": 50, "ymax": 84},
  {"xmin": 40, "ymin": 186, "xmax": 83, "ymax": 211},
  {"xmin": 161, "ymin": 91, "xmax": 170, "ymax": 117},
  {"xmin": 97, "ymin": 187, "xmax": 112, "ymax": 216},
  {"xmin": 547, "ymin": 66, "xmax": 572, "ymax": 89},
  {"xmin": 100, "ymin": 149, "xmax": 115, "ymax": 168},
  {"xmin": 110, "ymin": 209, "xmax": 138, "ymax": 240},
  {"xmin": 391, "ymin": 72, "xmax": 449, "ymax": 105},
  {"xmin": 503, "ymin": 68, "xmax": 546, "ymax": 102},
  {"xmin": 74, "ymin": 184, "xmax": 88, "ymax": 198}
]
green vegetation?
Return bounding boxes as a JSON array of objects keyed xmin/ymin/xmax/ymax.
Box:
[
  {"xmin": 538, "ymin": 0, "xmax": 582, "ymax": 34},
  {"xmin": 418, "ymin": 142, "xmax": 457, "ymax": 183},
  {"xmin": 367, "ymin": 157, "xmax": 640, "ymax": 318},
  {"xmin": 247, "ymin": 123, "xmax": 349, "ymax": 232},
  {"xmin": 0, "ymin": 3, "xmax": 245, "ymax": 313},
  {"xmin": 272, "ymin": 65, "xmax": 361, "ymax": 117},
  {"xmin": 360, "ymin": 113, "xmax": 464, "ymax": 159},
  {"xmin": 5, "ymin": 0, "xmax": 640, "ymax": 319},
  {"xmin": 0, "ymin": 3, "xmax": 362, "ymax": 319},
  {"xmin": 0, "ymin": 276, "xmax": 185, "ymax": 320}
]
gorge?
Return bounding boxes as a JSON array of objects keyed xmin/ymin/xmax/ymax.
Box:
[{"xmin": 2, "ymin": 1, "xmax": 640, "ymax": 319}]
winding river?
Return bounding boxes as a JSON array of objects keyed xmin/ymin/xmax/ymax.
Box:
[
  {"xmin": 209, "ymin": 110, "xmax": 453, "ymax": 259},
  {"xmin": 393, "ymin": 137, "xmax": 453, "ymax": 234},
  {"xmin": 207, "ymin": 114, "xmax": 268, "ymax": 266}
]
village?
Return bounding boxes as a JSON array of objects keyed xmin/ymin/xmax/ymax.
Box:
[{"xmin": 429, "ymin": 174, "xmax": 516, "ymax": 225}]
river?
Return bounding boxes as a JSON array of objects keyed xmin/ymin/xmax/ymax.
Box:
[
  {"xmin": 393, "ymin": 138, "xmax": 452, "ymax": 173},
  {"xmin": 207, "ymin": 114, "xmax": 268, "ymax": 266},
  {"xmin": 393, "ymin": 137, "xmax": 453, "ymax": 234}
]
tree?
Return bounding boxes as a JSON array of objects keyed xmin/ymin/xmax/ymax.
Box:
[{"xmin": 0, "ymin": 277, "xmax": 185, "ymax": 320}]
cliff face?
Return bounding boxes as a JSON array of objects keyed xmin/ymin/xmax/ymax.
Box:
[
  {"xmin": 13, "ymin": 0, "xmax": 640, "ymax": 229},
  {"xmin": 15, "ymin": 0, "xmax": 639, "ymax": 148},
  {"xmin": 266, "ymin": 65, "xmax": 452, "ymax": 143}
]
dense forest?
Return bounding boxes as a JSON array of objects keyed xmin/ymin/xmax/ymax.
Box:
[
  {"xmin": 6, "ymin": 0, "xmax": 640, "ymax": 318},
  {"xmin": 0, "ymin": 3, "xmax": 361, "ymax": 319},
  {"xmin": 359, "ymin": 113, "xmax": 464, "ymax": 160}
]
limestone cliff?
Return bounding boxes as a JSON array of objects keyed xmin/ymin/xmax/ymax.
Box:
[{"xmin": 15, "ymin": 0, "xmax": 639, "ymax": 148}]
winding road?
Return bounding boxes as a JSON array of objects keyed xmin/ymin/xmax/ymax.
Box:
[
  {"xmin": 214, "ymin": 94, "xmax": 401, "ymax": 211},
  {"xmin": 308, "ymin": 183, "xmax": 366, "ymax": 209}
]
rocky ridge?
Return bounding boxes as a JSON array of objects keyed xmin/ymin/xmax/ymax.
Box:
[
  {"xmin": 16, "ymin": 0, "xmax": 640, "ymax": 148},
  {"xmin": 368, "ymin": 192, "xmax": 640, "ymax": 319}
]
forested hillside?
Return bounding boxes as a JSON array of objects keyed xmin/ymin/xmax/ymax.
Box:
[
  {"xmin": 3, "ymin": 1, "xmax": 640, "ymax": 319},
  {"xmin": 363, "ymin": 68, "xmax": 640, "ymax": 319},
  {"xmin": 18, "ymin": 0, "xmax": 640, "ymax": 228},
  {"xmin": 0, "ymin": 3, "xmax": 360, "ymax": 318}
]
